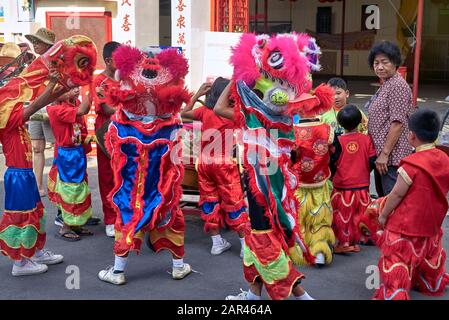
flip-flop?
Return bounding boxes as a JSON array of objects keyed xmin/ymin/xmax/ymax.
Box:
[
  {"xmin": 55, "ymin": 230, "xmax": 81, "ymax": 242},
  {"xmin": 333, "ymin": 245, "xmax": 355, "ymax": 254},
  {"xmin": 71, "ymin": 227, "xmax": 94, "ymax": 236}
]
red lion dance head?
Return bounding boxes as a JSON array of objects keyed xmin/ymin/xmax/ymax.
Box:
[
  {"xmin": 40, "ymin": 35, "xmax": 97, "ymax": 88},
  {"xmin": 0, "ymin": 35, "xmax": 97, "ymax": 129},
  {"xmin": 110, "ymin": 46, "xmax": 191, "ymax": 117}
]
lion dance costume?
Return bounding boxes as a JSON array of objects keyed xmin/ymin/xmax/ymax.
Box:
[
  {"xmin": 292, "ymin": 100, "xmax": 335, "ymax": 266},
  {"xmin": 47, "ymin": 98, "xmax": 93, "ymax": 228},
  {"xmin": 193, "ymin": 103, "xmax": 248, "ymax": 235},
  {"xmin": 230, "ymin": 33, "xmax": 333, "ymax": 299},
  {"xmin": 360, "ymin": 147, "xmax": 449, "ymax": 300},
  {"xmin": 104, "ymin": 46, "xmax": 191, "ymax": 258},
  {"xmin": 0, "ymin": 35, "xmax": 97, "ymax": 260}
]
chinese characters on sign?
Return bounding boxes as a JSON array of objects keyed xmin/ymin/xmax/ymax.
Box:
[
  {"xmin": 122, "ymin": 14, "xmax": 131, "ymax": 32},
  {"xmin": 171, "ymin": 0, "xmax": 191, "ymax": 85},
  {"xmin": 117, "ymin": 0, "xmax": 135, "ymax": 45},
  {"xmin": 172, "ymin": 0, "xmax": 191, "ymax": 55}
]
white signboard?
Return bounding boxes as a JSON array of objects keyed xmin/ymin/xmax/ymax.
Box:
[
  {"xmin": 116, "ymin": 0, "xmax": 135, "ymax": 45},
  {"xmin": 202, "ymin": 31, "xmax": 242, "ymax": 83},
  {"xmin": 171, "ymin": 0, "xmax": 191, "ymax": 83}
]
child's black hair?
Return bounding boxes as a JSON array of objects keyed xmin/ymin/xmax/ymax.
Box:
[
  {"xmin": 103, "ymin": 41, "xmax": 121, "ymax": 61},
  {"xmin": 408, "ymin": 109, "xmax": 441, "ymax": 143},
  {"xmin": 327, "ymin": 77, "xmax": 348, "ymax": 91},
  {"xmin": 337, "ymin": 104, "xmax": 362, "ymax": 131},
  {"xmin": 204, "ymin": 77, "xmax": 230, "ymax": 109}
]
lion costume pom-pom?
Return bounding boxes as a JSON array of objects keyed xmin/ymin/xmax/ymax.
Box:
[
  {"xmin": 230, "ymin": 32, "xmax": 334, "ymax": 119},
  {"xmin": 111, "ymin": 46, "xmax": 191, "ymax": 116}
]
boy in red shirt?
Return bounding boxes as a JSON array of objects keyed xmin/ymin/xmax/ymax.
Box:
[
  {"xmin": 91, "ymin": 41, "xmax": 121, "ymax": 237},
  {"xmin": 47, "ymin": 88, "xmax": 93, "ymax": 241},
  {"xmin": 0, "ymin": 72, "xmax": 66, "ymax": 276},
  {"xmin": 331, "ymin": 105, "xmax": 377, "ymax": 253},
  {"xmin": 375, "ymin": 109, "xmax": 449, "ymax": 300},
  {"xmin": 181, "ymin": 78, "xmax": 248, "ymax": 258}
]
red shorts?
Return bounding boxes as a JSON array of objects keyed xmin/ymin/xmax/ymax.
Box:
[{"xmin": 197, "ymin": 161, "xmax": 247, "ymax": 233}]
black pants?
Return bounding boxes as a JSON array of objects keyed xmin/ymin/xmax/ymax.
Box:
[{"xmin": 374, "ymin": 166, "xmax": 398, "ymax": 197}]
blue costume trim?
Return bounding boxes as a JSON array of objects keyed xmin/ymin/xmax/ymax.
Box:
[
  {"xmin": 54, "ymin": 145, "xmax": 86, "ymax": 183},
  {"xmin": 201, "ymin": 201, "xmax": 246, "ymax": 220},
  {"xmin": 4, "ymin": 168, "xmax": 40, "ymax": 211},
  {"xmin": 229, "ymin": 206, "xmax": 247, "ymax": 220},
  {"xmin": 111, "ymin": 122, "xmax": 179, "ymax": 232},
  {"xmin": 114, "ymin": 143, "xmax": 139, "ymax": 225},
  {"xmin": 113, "ymin": 121, "xmax": 180, "ymax": 144},
  {"xmin": 201, "ymin": 202, "xmax": 219, "ymax": 215},
  {"xmin": 137, "ymin": 144, "xmax": 169, "ymax": 231}
]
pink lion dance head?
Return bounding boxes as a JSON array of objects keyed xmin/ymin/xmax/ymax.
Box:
[
  {"xmin": 110, "ymin": 46, "xmax": 191, "ymax": 116},
  {"xmin": 231, "ymin": 32, "xmax": 333, "ymax": 118}
]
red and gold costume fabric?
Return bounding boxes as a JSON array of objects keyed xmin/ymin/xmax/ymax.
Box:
[
  {"xmin": 375, "ymin": 229, "xmax": 448, "ymax": 300},
  {"xmin": 331, "ymin": 189, "xmax": 371, "ymax": 246},
  {"xmin": 293, "ymin": 121, "xmax": 333, "ymax": 188},
  {"xmin": 243, "ymin": 229, "xmax": 305, "ymax": 300},
  {"xmin": 332, "ymin": 133, "xmax": 376, "ymax": 246},
  {"xmin": 104, "ymin": 46, "xmax": 191, "ymax": 258},
  {"xmin": 387, "ymin": 147, "xmax": 449, "ymax": 237},
  {"xmin": 192, "ymin": 106, "xmax": 247, "ymax": 233},
  {"xmin": 47, "ymin": 101, "xmax": 93, "ymax": 227},
  {"xmin": 292, "ymin": 120, "xmax": 335, "ymax": 265},
  {"xmin": 0, "ymin": 35, "xmax": 96, "ymax": 260},
  {"xmin": 107, "ymin": 110, "xmax": 185, "ymax": 257},
  {"xmin": 0, "ymin": 107, "xmax": 45, "ymax": 260},
  {"xmin": 0, "ymin": 35, "xmax": 97, "ymax": 130},
  {"xmin": 230, "ymin": 31, "xmax": 334, "ymax": 299},
  {"xmin": 373, "ymin": 146, "xmax": 449, "ymax": 299}
]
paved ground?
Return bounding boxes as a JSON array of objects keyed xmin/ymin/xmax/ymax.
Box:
[
  {"xmin": 0, "ymin": 150, "xmax": 448, "ymax": 300},
  {"xmin": 0, "ymin": 83, "xmax": 448, "ymax": 300}
]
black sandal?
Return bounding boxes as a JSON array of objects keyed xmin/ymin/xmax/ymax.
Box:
[
  {"xmin": 71, "ymin": 226, "xmax": 94, "ymax": 236},
  {"xmin": 55, "ymin": 230, "xmax": 81, "ymax": 242}
]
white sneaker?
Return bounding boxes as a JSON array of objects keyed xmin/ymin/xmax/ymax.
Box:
[
  {"xmin": 296, "ymin": 291, "xmax": 315, "ymax": 300},
  {"xmin": 105, "ymin": 225, "xmax": 115, "ymax": 238},
  {"xmin": 211, "ymin": 238, "xmax": 232, "ymax": 255},
  {"xmin": 226, "ymin": 289, "xmax": 249, "ymax": 300},
  {"xmin": 315, "ymin": 253, "xmax": 325, "ymax": 265},
  {"xmin": 12, "ymin": 259, "xmax": 48, "ymax": 276},
  {"xmin": 98, "ymin": 266, "xmax": 126, "ymax": 285},
  {"xmin": 172, "ymin": 263, "xmax": 192, "ymax": 280},
  {"xmin": 32, "ymin": 249, "xmax": 64, "ymax": 265}
]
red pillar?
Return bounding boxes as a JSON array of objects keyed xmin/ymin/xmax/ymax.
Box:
[{"xmin": 413, "ymin": 0, "xmax": 424, "ymax": 106}]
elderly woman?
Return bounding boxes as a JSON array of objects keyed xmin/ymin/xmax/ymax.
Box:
[{"xmin": 367, "ymin": 41, "xmax": 415, "ymax": 197}]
